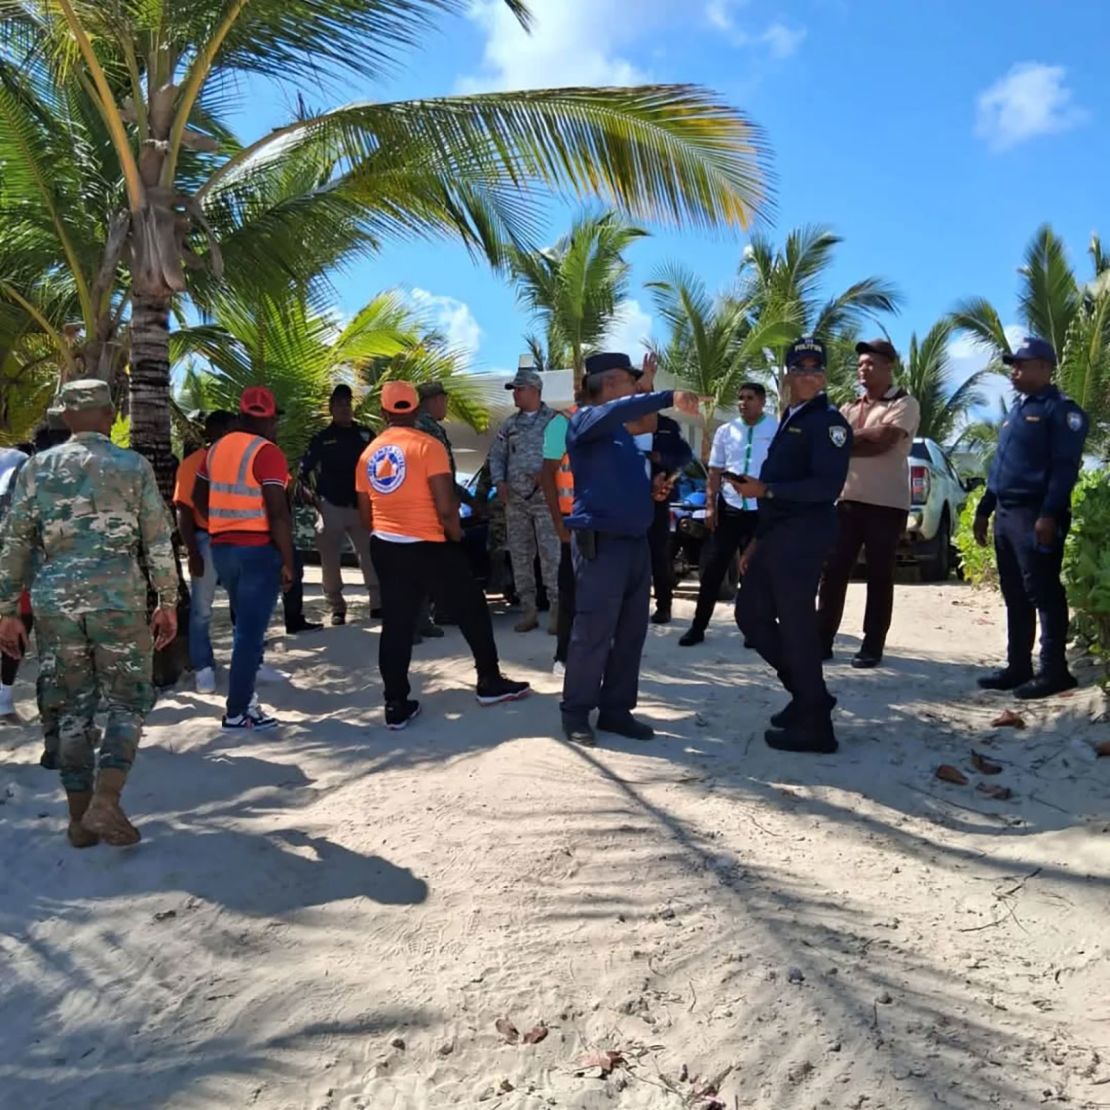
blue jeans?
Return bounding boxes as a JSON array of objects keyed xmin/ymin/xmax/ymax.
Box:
[
  {"xmin": 188, "ymin": 532, "xmax": 219, "ymax": 672},
  {"xmin": 210, "ymin": 543, "xmax": 282, "ymax": 718}
]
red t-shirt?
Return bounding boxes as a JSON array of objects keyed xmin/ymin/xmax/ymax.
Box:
[{"xmin": 199, "ymin": 440, "xmax": 289, "ymax": 546}]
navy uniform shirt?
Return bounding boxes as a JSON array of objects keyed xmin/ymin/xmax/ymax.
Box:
[
  {"xmin": 757, "ymin": 394, "xmax": 853, "ymax": 536},
  {"xmin": 977, "ymin": 386, "xmax": 1088, "ymax": 519},
  {"xmin": 566, "ymin": 390, "xmax": 677, "ymax": 536},
  {"xmin": 300, "ymin": 422, "xmax": 373, "ymax": 508}
]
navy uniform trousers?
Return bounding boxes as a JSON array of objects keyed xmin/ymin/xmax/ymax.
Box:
[
  {"xmin": 561, "ymin": 533, "xmax": 651, "ymax": 721},
  {"xmin": 737, "ymin": 512, "xmax": 837, "ymax": 718},
  {"xmin": 994, "ymin": 504, "xmax": 1071, "ymax": 676}
]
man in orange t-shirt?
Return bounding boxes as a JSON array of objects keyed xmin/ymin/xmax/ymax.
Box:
[{"xmin": 356, "ymin": 381, "xmax": 529, "ymax": 729}]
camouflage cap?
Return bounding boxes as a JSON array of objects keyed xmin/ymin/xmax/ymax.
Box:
[{"xmin": 57, "ymin": 379, "xmax": 113, "ymax": 413}]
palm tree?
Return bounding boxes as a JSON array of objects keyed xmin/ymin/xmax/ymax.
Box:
[
  {"xmin": 901, "ymin": 318, "xmax": 991, "ymax": 445},
  {"xmin": 172, "ymin": 289, "xmax": 488, "ymax": 463},
  {"xmin": 0, "ymin": 1, "xmax": 773, "ymax": 489},
  {"xmin": 647, "ymin": 264, "xmax": 799, "ymax": 459},
  {"xmin": 955, "ymin": 396, "xmax": 1011, "ymax": 477},
  {"xmin": 735, "ymin": 225, "xmax": 902, "ymax": 395},
  {"xmin": 508, "ymin": 211, "xmax": 647, "ymax": 375}
]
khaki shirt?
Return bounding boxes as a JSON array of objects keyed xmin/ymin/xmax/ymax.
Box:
[{"xmin": 840, "ymin": 388, "xmax": 921, "ymax": 511}]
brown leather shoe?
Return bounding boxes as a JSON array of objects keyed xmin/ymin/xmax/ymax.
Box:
[
  {"xmin": 81, "ymin": 768, "xmax": 141, "ymax": 846},
  {"xmin": 66, "ymin": 791, "xmax": 100, "ymax": 849}
]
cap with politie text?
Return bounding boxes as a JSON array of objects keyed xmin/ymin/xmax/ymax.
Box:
[
  {"xmin": 785, "ymin": 335, "xmax": 827, "ymax": 370},
  {"xmin": 54, "ymin": 378, "xmax": 113, "ymax": 413},
  {"xmin": 505, "ymin": 368, "xmax": 543, "ymax": 391},
  {"xmin": 381, "ymin": 380, "xmax": 420, "ymax": 413},
  {"xmin": 240, "ymin": 385, "xmax": 282, "ymax": 418},
  {"xmin": 1003, "ymin": 336, "xmax": 1057, "ymax": 366}
]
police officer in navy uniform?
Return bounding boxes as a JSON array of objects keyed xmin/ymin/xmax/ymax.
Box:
[
  {"xmin": 974, "ymin": 337, "xmax": 1088, "ymax": 699},
  {"xmin": 732, "ymin": 336, "xmax": 852, "ymax": 754},
  {"xmin": 560, "ymin": 352, "xmax": 699, "ymax": 746}
]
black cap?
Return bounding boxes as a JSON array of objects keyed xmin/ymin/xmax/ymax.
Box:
[
  {"xmin": 330, "ymin": 383, "xmax": 353, "ymax": 402},
  {"xmin": 417, "ymin": 381, "xmax": 447, "ymax": 401},
  {"xmin": 584, "ymin": 352, "xmax": 640, "ymax": 378},
  {"xmin": 1002, "ymin": 336, "xmax": 1057, "ymax": 366},
  {"xmin": 785, "ymin": 336, "xmax": 827, "ymax": 370},
  {"xmin": 855, "ymin": 337, "xmax": 899, "ymax": 362}
]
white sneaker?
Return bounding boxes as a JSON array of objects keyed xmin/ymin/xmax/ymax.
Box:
[
  {"xmin": 552, "ymin": 661, "xmax": 566, "ymax": 677},
  {"xmin": 0, "ymin": 685, "xmax": 14, "ymax": 717},
  {"xmin": 194, "ymin": 667, "xmax": 216, "ymax": 694},
  {"xmin": 256, "ymin": 663, "xmax": 289, "ymax": 684}
]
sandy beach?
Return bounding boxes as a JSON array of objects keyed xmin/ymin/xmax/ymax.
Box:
[{"xmin": 1, "ymin": 575, "xmax": 1108, "ymax": 1110}]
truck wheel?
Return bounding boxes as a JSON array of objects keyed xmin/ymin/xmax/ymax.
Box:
[{"xmin": 919, "ymin": 512, "xmax": 951, "ymax": 581}]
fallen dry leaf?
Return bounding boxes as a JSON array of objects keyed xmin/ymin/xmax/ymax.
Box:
[
  {"xmin": 976, "ymin": 783, "xmax": 1014, "ymax": 801},
  {"xmin": 936, "ymin": 764, "xmax": 969, "ymax": 786},
  {"xmin": 495, "ymin": 1018, "xmax": 520, "ymax": 1045},
  {"xmin": 1096, "ymin": 740, "xmax": 1110, "ymax": 758},
  {"xmin": 971, "ymin": 750, "xmax": 1003, "ymax": 775},
  {"xmin": 579, "ymin": 1049, "xmax": 624, "ymax": 1076},
  {"xmin": 991, "ymin": 710, "xmax": 1026, "ymax": 730},
  {"xmin": 522, "ymin": 1024, "xmax": 548, "ymax": 1045}
]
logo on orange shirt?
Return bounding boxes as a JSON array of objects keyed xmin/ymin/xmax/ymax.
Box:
[{"xmin": 368, "ymin": 444, "xmax": 407, "ymax": 494}]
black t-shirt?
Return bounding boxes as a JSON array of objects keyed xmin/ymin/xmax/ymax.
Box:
[{"xmin": 301, "ymin": 423, "xmax": 373, "ymax": 508}]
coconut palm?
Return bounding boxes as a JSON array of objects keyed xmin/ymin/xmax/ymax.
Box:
[
  {"xmin": 0, "ymin": 1, "xmax": 773, "ymax": 488},
  {"xmin": 508, "ymin": 211, "xmax": 648, "ymax": 375},
  {"xmin": 735, "ymin": 225, "xmax": 902, "ymax": 393},
  {"xmin": 647, "ymin": 264, "xmax": 799, "ymax": 459},
  {"xmin": 955, "ymin": 396, "xmax": 1011, "ymax": 477},
  {"xmin": 172, "ymin": 289, "xmax": 486, "ymax": 463}
]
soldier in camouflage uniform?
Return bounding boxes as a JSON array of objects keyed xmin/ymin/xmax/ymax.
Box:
[{"xmin": 0, "ymin": 380, "xmax": 179, "ymax": 848}]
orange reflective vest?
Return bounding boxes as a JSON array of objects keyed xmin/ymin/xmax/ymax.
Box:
[
  {"xmin": 206, "ymin": 432, "xmax": 270, "ymax": 535},
  {"xmin": 556, "ymin": 405, "xmax": 577, "ymax": 516}
]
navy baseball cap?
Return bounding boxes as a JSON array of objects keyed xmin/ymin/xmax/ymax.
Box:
[
  {"xmin": 584, "ymin": 352, "xmax": 641, "ymax": 378},
  {"xmin": 785, "ymin": 336, "xmax": 827, "ymax": 370},
  {"xmin": 1002, "ymin": 337, "xmax": 1057, "ymax": 366}
]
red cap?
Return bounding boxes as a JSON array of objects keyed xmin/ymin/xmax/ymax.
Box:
[
  {"xmin": 240, "ymin": 385, "xmax": 280, "ymax": 418},
  {"xmin": 381, "ymin": 381, "xmax": 419, "ymax": 414}
]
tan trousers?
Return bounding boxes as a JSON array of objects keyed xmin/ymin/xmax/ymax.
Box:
[{"xmin": 317, "ymin": 499, "xmax": 380, "ymax": 615}]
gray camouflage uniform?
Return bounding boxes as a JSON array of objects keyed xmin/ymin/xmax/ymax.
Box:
[{"xmin": 0, "ymin": 383, "xmax": 178, "ymax": 793}]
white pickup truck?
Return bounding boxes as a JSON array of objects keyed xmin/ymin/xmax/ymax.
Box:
[{"xmin": 903, "ymin": 437, "xmax": 970, "ymax": 580}]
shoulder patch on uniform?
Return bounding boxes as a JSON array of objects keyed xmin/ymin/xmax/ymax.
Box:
[
  {"xmin": 829, "ymin": 426, "xmax": 848, "ymax": 448},
  {"xmin": 1067, "ymin": 410, "xmax": 1083, "ymax": 431}
]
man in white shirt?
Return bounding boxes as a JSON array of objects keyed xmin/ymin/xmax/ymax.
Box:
[{"xmin": 679, "ymin": 382, "xmax": 777, "ymax": 646}]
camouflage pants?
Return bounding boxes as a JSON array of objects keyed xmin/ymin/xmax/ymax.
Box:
[
  {"xmin": 35, "ymin": 611, "xmax": 154, "ymax": 793},
  {"xmin": 506, "ymin": 496, "xmax": 561, "ymax": 609}
]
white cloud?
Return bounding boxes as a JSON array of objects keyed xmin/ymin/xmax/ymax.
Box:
[
  {"xmin": 975, "ymin": 63, "xmax": 1089, "ymax": 152},
  {"xmin": 946, "ymin": 323, "xmax": 1024, "ymax": 423},
  {"xmin": 409, "ymin": 288, "xmax": 482, "ymax": 360},
  {"xmin": 703, "ymin": 2, "xmax": 805, "ymax": 58},
  {"xmin": 604, "ymin": 298, "xmax": 654, "ymax": 360},
  {"xmin": 761, "ymin": 22, "xmax": 807, "ymax": 60},
  {"xmin": 459, "ymin": 0, "xmax": 648, "ymax": 92}
]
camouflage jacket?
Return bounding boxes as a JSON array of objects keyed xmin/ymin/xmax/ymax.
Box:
[
  {"xmin": 0, "ymin": 432, "xmax": 178, "ymax": 617},
  {"xmin": 415, "ymin": 411, "xmax": 458, "ymax": 481}
]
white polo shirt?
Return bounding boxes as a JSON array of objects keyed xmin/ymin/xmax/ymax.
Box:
[{"xmin": 709, "ymin": 414, "xmax": 777, "ymax": 510}]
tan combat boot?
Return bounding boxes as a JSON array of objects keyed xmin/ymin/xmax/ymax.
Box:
[
  {"xmin": 65, "ymin": 791, "xmax": 99, "ymax": 849},
  {"xmin": 81, "ymin": 768, "xmax": 141, "ymax": 846},
  {"xmin": 547, "ymin": 601, "xmax": 559, "ymax": 636},
  {"xmin": 514, "ymin": 605, "xmax": 539, "ymax": 633}
]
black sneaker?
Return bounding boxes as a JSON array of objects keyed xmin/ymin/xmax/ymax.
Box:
[
  {"xmin": 678, "ymin": 628, "xmax": 705, "ymax": 647},
  {"xmin": 597, "ymin": 712, "xmax": 655, "ymax": 740},
  {"xmin": 386, "ymin": 700, "xmax": 421, "ymax": 730},
  {"xmin": 977, "ymin": 667, "xmax": 1033, "ymax": 691},
  {"xmin": 770, "ymin": 694, "xmax": 838, "ymax": 730},
  {"xmin": 562, "ymin": 716, "xmax": 596, "ymax": 746},
  {"xmin": 650, "ymin": 609, "xmax": 672, "ymax": 625},
  {"xmin": 286, "ymin": 619, "xmax": 324, "ymax": 634},
  {"xmin": 417, "ymin": 623, "xmax": 445, "ymax": 639},
  {"xmin": 476, "ymin": 674, "xmax": 531, "ymax": 706},
  {"xmin": 851, "ymin": 651, "xmax": 882, "ymax": 670},
  {"xmin": 331, "ymin": 613, "xmax": 346, "ymax": 627},
  {"xmin": 1014, "ymin": 672, "xmax": 1079, "ymax": 700},
  {"xmin": 765, "ymin": 723, "xmax": 838, "ymax": 754}
]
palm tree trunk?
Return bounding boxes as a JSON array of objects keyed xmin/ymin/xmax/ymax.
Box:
[{"xmin": 129, "ymin": 290, "xmax": 176, "ymax": 496}]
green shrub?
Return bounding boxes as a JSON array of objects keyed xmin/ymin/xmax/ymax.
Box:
[
  {"xmin": 954, "ymin": 490, "xmax": 998, "ymax": 588},
  {"xmin": 1063, "ymin": 469, "xmax": 1110, "ymax": 659}
]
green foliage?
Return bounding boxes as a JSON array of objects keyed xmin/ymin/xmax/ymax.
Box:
[
  {"xmin": 954, "ymin": 490, "xmax": 997, "ymax": 588},
  {"xmin": 110, "ymin": 413, "xmax": 130, "ymax": 448},
  {"xmin": 1063, "ymin": 470, "xmax": 1110, "ymax": 659}
]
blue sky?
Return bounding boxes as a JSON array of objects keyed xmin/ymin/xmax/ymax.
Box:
[{"xmin": 230, "ymin": 0, "xmax": 1107, "ymax": 404}]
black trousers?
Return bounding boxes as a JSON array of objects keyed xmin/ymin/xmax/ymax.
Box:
[
  {"xmin": 691, "ymin": 501, "xmax": 759, "ymax": 631},
  {"xmin": 1, "ymin": 611, "xmax": 33, "ymax": 686},
  {"xmin": 281, "ymin": 548, "xmax": 306, "ymax": 629},
  {"xmin": 555, "ymin": 540, "xmax": 576, "ymax": 664},
  {"xmin": 737, "ymin": 512, "xmax": 837, "ymax": 720},
  {"xmin": 648, "ymin": 500, "xmax": 674, "ymax": 613},
  {"xmin": 817, "ymin": 500, "xmax": 906, "ymax": 656},
  {"xmin": 994, "ymin": 505, "xmax": 1071, "ymax": 676},
  {"xmin": 370, "ymin": 537, "xmax": 500, "ymax": 704}
]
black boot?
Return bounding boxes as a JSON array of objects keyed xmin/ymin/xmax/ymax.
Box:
[
  {"xmin": 765, "ymin": 718, "xmax": 838, "ymax": 754},
  {"xmin": 977, "ymin": 666, "xmax": 1034, "ymax": 691}
]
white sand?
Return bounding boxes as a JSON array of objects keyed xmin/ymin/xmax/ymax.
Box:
[{"xmin": 1, "ymin": 578, "xmax": 1108, "ymax": 1110}]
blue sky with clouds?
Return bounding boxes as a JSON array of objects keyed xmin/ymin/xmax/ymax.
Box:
[{"xmin": 231, "ymin": 0, "xmax": 1106, "ymax": 402}]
